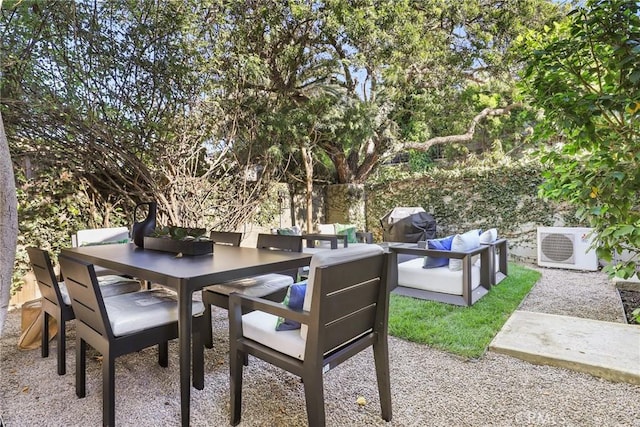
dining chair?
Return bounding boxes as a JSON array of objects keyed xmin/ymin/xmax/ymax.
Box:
[
  {"xmin": 228, "ymin": 245, "xmax": 392, "ymax": 427},
  {"xmin": 209, "ymin": 230, "xmax": 242, "ymax": 247},
  {"xmin": 58, "ymin": 254, "xmax": 206, "ymax": 427},
  {"xmin": 201, "ymin": 233, "xmax": 302, "ymax": 349},
  {"xmin": 26, "ymin": 247, "xmax": 141, "ymax": 375}
]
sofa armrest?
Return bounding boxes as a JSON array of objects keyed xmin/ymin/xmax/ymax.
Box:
[{"xmin": 481, "ymin": 238, "xmax": 508, "ymax": 284}]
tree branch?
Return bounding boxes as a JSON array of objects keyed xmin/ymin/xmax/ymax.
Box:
[{"xmin": 402, "ymin": 103, "xmax": 523, "ymax": 151}]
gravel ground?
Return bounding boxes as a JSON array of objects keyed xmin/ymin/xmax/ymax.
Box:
[{"xmin": 1, "ymin": 264, "xmax": 639, "ymax": 427}]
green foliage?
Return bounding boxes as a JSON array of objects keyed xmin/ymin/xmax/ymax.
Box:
[
  {"xmin": 13, "ymin": 167, "xmax": 129, "ymax": 294},
  {"xmin": 150, "ymin": 226, "xmax": 209, "ymax": 241},
  {"xmin": 519, "ymin": 0, "xmax": 640, "ymax": 280},
  {"xmin": 366, "ymin": 158, "xmax": 578, "ymax": 242},
  {"xmin": 389, "ymin": 263, "xmax": 540, "ymax": 358}
]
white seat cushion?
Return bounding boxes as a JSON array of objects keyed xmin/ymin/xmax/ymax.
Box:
[
  {"xmin": 205, "ymin": 273, "xmax": 293, "ymax": 297},
  {"xmin": 242, "ymin": 310, "xmax": 306, "ymax": 360},
  {"xmin": 398, "ymin": 258, "xmax": 481, "ymax": 295},
  {"xmin": 58, "ymin": 275, "xmax": 141, "ymax": 306},
  {"xmin": 301, "ymin": 245, "xmax": 384, "ymax": 340},
  {"xmin": 302, "ymin": 247, "xmax": 332, "ymax": 255},
  {"xmin": 104, "ymin": 289, "xmax": 204, "ymax": 336}
]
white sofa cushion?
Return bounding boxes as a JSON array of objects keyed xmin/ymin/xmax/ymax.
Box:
[
  {"xmin": 301, "ymin": 245, "xmax": 384, "ymax": 340},
  {"xmin": 449, "ymin": 229, "xmax": 481, "ymax": 271},
  {"xmin": 479, "ymin": 228, "xmax": 498, "ymax": 244},
  {"xmin": 58, "ymin": 275, "xmax": 141, "ymax": 306},
  {"xmin": 242, "ymin": 310, "xmax": 306, "ymax": 360},
  {"xmin": 398, "ymin": 257, "xmax": 481, "ymax": 295},
  {"xmin": 205, "ymin": 273, "xmax": 293, "ymax": 297},
  {"xmin": 104, "ymin": 288, "xmax": 204, "ymax": 336}
]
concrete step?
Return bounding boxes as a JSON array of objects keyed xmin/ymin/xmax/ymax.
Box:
[{"xmin": 490, "ymin": 310, "xmax": 640, "ymax": 385}]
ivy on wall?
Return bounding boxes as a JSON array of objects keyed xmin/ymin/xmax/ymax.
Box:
[{"xmin": 365, "ymin": 159, "xmax": 581, "ymax": 246}]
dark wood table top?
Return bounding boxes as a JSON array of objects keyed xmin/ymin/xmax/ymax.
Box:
[{"xmin": 62, "ymin": 243, "xmax": 312, "ymax": 290}]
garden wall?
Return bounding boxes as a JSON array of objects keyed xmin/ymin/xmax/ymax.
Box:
[{"xmin": 363, "ymin": 162, "xmax": 582, "ymax": 262}]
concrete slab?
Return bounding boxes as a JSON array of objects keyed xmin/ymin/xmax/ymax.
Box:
[{"xmin": 490, "ymin": 310, "xmax": 640, "ymax": 385}]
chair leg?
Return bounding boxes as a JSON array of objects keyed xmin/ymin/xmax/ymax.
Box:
[
  {"xmin": 57, "ymin": 318, "xmax": 66, "ymax": 375},
  {"xmin": 76, "ymin": 338, "xmax": 86, "ymax": 398},
  {"xmin": 158, "ymin": 341, "xmax": 168, "ymax": 367},
  {"xmin": 41, "ymin": 311, "xmax": 50, "ymax": 358},
  {"xmin": 373, "ymin": 341, "xmax": 392, "ymax": 421},
  {"xmin": 192, "ymin": 319, "xmax": 204, "ymax": 390},
  {"xmin": 203, "ymin": 302, "xmax": 214, "ymax": 349},
  {"xmin": 302, "ymin": 369, "xmax": 326, "ymax": 427},
  {"xmin": 103, "ymin": 353, "xmax": 116, "ymax": 427},
  {"xmin": 229, "ymin": 349, "xmax": 244, "ymax": 426}
]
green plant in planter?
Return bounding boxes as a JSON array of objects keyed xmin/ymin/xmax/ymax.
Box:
[{"xmin": 150, "ymin": 226, "xmax": 210, "ymax": 241}]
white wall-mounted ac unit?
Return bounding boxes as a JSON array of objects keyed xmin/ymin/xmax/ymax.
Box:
[{"xmin": 537, "ymin": 227, "xmax": 599, "ymax": 271}]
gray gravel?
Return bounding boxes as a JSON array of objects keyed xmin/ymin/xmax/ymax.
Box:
[{"xmin": 1, "ymin": 264, "xmax": 639, "ymax": 427}]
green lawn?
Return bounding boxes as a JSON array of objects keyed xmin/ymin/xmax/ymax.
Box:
[{"xmin": 388, "ymin": 263, "xmax": 541, "ymax": 359}]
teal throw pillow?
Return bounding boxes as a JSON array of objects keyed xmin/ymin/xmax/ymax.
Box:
[{"xmin": 275, "ymin": 281, "xmax": 307, "ymax": 331}]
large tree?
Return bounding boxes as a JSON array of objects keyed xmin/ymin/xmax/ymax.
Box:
[
  {"xmin": 216, "ymin": 0, "xmax": 564, "ymax": 183},
  {"xmin": 520, "ymin": 0, "xmax": 640, "ymax": 278},
  {"xmin": 0, "ymin": 0, "xmax": 18, "ymax": 335}
]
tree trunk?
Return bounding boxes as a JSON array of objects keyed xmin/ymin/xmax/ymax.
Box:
[
  {"xmin": 0, "ymin": 111, "xmax": 18, "ymax": 337},
  {"xmin": 301, "ymin": 146, "xmax": 314, "ymax": 233}
]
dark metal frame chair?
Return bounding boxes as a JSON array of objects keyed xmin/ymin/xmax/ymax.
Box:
[
  {"xmin": 58, "ymin": 254, "xmax": 205, "ymax": 427},
  {"xmin": 228, "ymin": 246, "xmax": 392, "ymax": 426},
  {"xmin": 202, "ymin": 233, "xmax": 302, "ymax": 349},
  {"xmin": 209, "ymin": 230, "xmax": 242, "ymax": 247},
  {"xmin": 26, "ymin": 247, "xmax": 75, "ymax": 375}
]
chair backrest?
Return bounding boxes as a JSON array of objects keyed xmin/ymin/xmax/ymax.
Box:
[
  {"xmin": 301, "ymin": 246, "xmax": 388, "ymax": 355},
  {"xmin": 256, "ymin": 234, "xmax": 303, "ymax": 280},
  {"xmin": 58, "ymin": 254, "xmax": 114, "ymax": 339},
  {"xmin": 256, "ymin": 233, "xmax": 302, "ymax": 253},
  {"xmin": 210, "ymin": 231, "xmax": 242, "ymax": 247},
  {"xmin": 72, "ymin": 227, "xmax": 130, "ymax": 247},
  {"xmin": 26, "ymin": 247, "xmax": 66, "ymax": 308}
]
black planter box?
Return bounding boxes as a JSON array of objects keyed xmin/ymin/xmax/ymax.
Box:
[{"xmin": 143, "ymin": 236, "xmax": 214, "ymax": 256}]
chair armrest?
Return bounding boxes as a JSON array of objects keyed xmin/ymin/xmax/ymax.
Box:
[{"xmin": 228, "ymin": 293, "xmax": 309, "ymax": 325}]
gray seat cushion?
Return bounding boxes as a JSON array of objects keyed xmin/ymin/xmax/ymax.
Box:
[
  {"xmin": 104, "ymin": 288, "xmax": 205, "ymax": 336},
  {"xmin": 204, "ymin": 273, "xmax": 293, "ymax": 297},
  {"xmin": 58, "ymin": 275, "xmax": 141, "ymax": 306}
]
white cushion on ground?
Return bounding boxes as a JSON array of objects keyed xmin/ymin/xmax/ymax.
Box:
[
  {"xmin": 104, "ymin": 289, "xmax": 204, "ymax": 336},
  {"xmin": 205, "ymin": 273, "xmax": 293, "ymax": 297},
  {"xmin": 242, "ymin": 310, "xmax": 306, "ymax": 361},
  {"xmin": 398, "ymin": 257, "xmax": 481, "ymax": 295},
  {"xmin": 58, "ymin": 275, "xmax": 141, "ymax": 306},
  {"xmin": 301, "ymin": 245, "xmax": 384, "ymax": 340}
]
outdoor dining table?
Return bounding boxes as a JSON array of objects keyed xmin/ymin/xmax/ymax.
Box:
[{"xmin": 61, "ymin": 242, "xmax": 312, "ymax": 426}]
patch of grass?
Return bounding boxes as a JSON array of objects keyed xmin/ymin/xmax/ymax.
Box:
[{"xmin": 388, "ymin": 263, "xmax": 541, "ymax": 359}]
